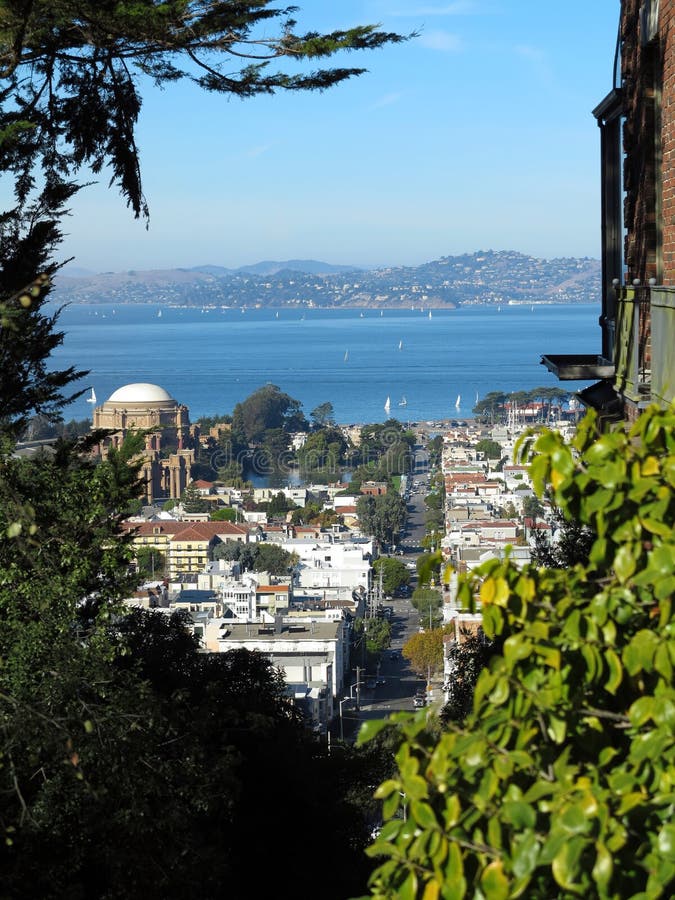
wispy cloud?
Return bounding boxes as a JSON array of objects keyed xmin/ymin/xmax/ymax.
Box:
[
  {"xmin": 515, "ymin": 44, "xmax": 546, "ymax": 64},
  {"xmin": 390, "ymin": 2, "xmax": 481, "ymax": 16},
  {"xmin": 514, "ymin": 44, "xmax": 552, "ymax": 81},
  {"xmin": 417, "ymin": 30, "xmax": 462, "ymax": 52},
  {"xmin": 246, "ymin": 144, "xmax": 274, "ymax": 158},
  {"xmin": 369, "ymin": 92, "xmax": 406, "ymax": 110}
]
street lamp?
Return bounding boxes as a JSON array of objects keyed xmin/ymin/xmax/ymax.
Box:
[
  {"xmin": 339, "ymin": 697, "xmax": 352, "ymax": 741},
  {"xmin": 347, "ymin": 681, "xmax": 363, "ymax": 706}
]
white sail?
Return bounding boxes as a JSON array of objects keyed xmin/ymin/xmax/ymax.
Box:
[
  {"xmin": 455, "ymin": 394, "xmax": 461, "ymax": 409},
  {"xmin": 398, "ymin": 396, "xmax": 407, "ymax": 406},
  {"xmin": 86, "ymin": 388, "xmax": 97, "ymax": 404},
  {"xmin": 384, "ymin": 396, "xmax": 391, "ymax": 414},
  {"xmin": 344, "ymin": 350, "xmax": 349, "ymax": 362},
  {"xmin": 398, "ymin": 340, "xmax": 403, "ymax": 350},
  {"xmin": 428, "ymin": 310, "xmax": 432, "ymax": 319}
]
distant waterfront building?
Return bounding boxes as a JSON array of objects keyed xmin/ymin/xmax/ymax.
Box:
[{"xmin": 92, "ymin": 382, "xmax": 196, "ymax": 503}]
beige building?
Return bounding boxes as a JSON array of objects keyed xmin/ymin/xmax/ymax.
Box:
[
  {"xmin": 122, "ymin": 519, "xmax": 250, "ymax": 578},
  {"xmin": 92, "ymin": 382, "xmax": 194, "ymax": 502}
]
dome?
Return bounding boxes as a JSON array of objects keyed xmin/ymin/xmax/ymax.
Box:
[{"xmin": 107, "ymin": 383, "xmax": 175, "ymax": 404}]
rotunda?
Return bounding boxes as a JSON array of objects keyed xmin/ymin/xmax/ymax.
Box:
[{"xmin": 92, "ymin": 382, "xmax": 194, "ymax": 502}]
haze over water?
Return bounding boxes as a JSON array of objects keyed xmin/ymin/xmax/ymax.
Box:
[{"xmin": 49, "ymin": 303, "xmax": 598, "ymax": 425}]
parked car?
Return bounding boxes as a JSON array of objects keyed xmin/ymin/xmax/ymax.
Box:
[{"xmin": 413, "ymin": 695, "xmax": 426, "ymax": 708}]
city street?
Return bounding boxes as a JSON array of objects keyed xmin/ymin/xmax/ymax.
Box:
[{"xmin": 338, "ymin": 440, "xmax": 438, "ymax": 740}]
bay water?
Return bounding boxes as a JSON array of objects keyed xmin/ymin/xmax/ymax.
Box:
[{"xmin": 48, "ymin": 303, "xmax": 599, "ymax": 425}]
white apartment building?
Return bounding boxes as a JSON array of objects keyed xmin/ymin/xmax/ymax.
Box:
[{"xmin": 280, "ymin": 539, "xmax": 373, "ymax": 604}]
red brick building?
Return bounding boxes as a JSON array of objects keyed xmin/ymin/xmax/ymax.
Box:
[{"xmin": 543, "ymin": 0, "xmax": 675, "ymax": 422}]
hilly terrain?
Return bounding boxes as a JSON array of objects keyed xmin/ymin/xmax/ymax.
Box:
[{"xmin": 52, "ymin": 250, "xmax": 600, "ymax": 309}]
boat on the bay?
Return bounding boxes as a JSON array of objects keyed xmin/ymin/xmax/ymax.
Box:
[
  {"xmin": 398, "ymin": 396, "xmax": 407, "ymax": 407},
  {"xmin": 384, "ymin": 396, "xmax": 391, "ymax": 414}
]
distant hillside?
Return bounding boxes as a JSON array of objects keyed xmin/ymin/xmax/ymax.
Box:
[
  {"xmin": 51, "ymin": 250, "xmax": 600, "ymax": 308},
  {"xmin": 234, "ymin": 259, "xmax": 361, "ymax": 276}
]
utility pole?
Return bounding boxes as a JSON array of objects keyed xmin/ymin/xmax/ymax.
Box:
[{"xmin": 356, "ymin": 665, "xmax": 361, "ymax": 711}]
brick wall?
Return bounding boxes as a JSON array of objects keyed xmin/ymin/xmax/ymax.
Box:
[
  {"xmin": 622, "ymin": 0, "xmax": 675, "ymax": 284},
  {"xmin": 659, "ymin": 0, "xmax": 675, "ymax": 281}
]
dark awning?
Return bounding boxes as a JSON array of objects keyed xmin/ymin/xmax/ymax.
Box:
[
  {"xmin": 576, "ymin": 380, "xmax": 623, "ymax": 419},
  {"xmin": 540, "ymin": 354, "xmax": 615, "ymax": 380}
]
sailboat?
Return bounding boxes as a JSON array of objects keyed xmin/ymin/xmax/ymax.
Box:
[
  {"xmin": 86, "ymin": 388, "xmax": 97, "ymax": 405},
  {"xmin": 157, "ymin": 309, "xmax": 162, "ymax": 318},
  {"xmin": 384, "ymin": 396, "xmax": 391, "ymax": 414},
  {"xmin": 428, "ymin": 310, "xmax": 433, "ymax": 319},
  {"xmin": 344, "ymin": 350, "xmax": 349, "ymax": 363},
  {"xmin": 398, "ymin": 396, "xmax": 407, "ymax": 407},
  {"xmin": 398, "ymin": 340, "xmax": 403, "ymax": 350},
  {"xmin": 275, "ymin": 311, "xmax": 279, "ymax": 319},
  {"xmin": 455, "ymin": 394, "xmax": 461, "ymax": 410}
]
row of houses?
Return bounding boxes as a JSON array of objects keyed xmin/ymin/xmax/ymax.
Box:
[
  {"xmin": 122, "ymin": 499, "xmax": 376, "ymax": 733},
  {"xmin": 436, "ymin": 419, "xmax": 561, "ymax": 700}
]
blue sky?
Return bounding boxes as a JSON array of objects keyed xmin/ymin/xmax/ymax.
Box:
[{"xmin": 61, "ymin": 1, "xmax": 619, "ymax": 273}]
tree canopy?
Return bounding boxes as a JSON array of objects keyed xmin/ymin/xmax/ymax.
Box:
[
  {"xmin": 373, "ymin": 556, "xmax": 411, "ymax": 595},
  {"xmin": 357, "ymin": 491, "xmax": 407, "ymax": 545},
  {"xmin": 362, "ymin": 403, "xmax": 675, "ymax": 899},
  {"xmin": 0, "ymin": 4, "xmax": 407, "ymax": 442},
  {"xmin": 231, "ymin": 384, "xmax": 307, "ymax": 445},
  {"xmin": 0, "ymin": 1, "xmax": 408, "ymax": 241}
]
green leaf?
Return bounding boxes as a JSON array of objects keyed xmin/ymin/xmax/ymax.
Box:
[
  {"xmin": 443, "ymin": 843, "xmax": 466, "ymax": 900},
  {"xmin": 410, "ymin": 800, "xmax": 438, "ymax": 830},
  {"xmin": 657, "ymin": 823, "xmax": 675, "ymax": 860},
  {"xmin": 398, "ymin": 869, "xmax": 418, "ymax": 900},
  {"xmin": 546, "ymin": 715, "xmax": 567, "ymax": 743},
  {"xmin": 480, "ymin": 860, "xmax": 510, "ymax": 900},
  {"xmin": 592, "ymin": 842, "xmax": 613, "ymax": 889},
  {"xmin": 374, "ymin": 779, "xmax": 399, "ymax": 800},
  {"xmin": 501, "ymin": 801, "xmax": 536, "ymax": 829},
  {"xmin": 488, "ymin": 676, "xmax": 510, "ymax": 706},
  {"xmin": 654, "ymin": 642, "xmax": 673, "ymax": 681},
  {"xmin": 511, "ymin": 831, "xmax": 539, "ymax": 879},
  {"xmin": 357, "ymin": 718, "xmax": 390, "ymax": 745},
  {"xmin": 604, "ymin": 647, "xmax": 623, "ymax": 694},
  {"xmin": 624, "ymin": 630, "xmax": 659, "ymax": 675},
  {"xmin": 559, "ymin": 804, "xmax": 591, "ymax": 835},
  {"xmin": 614, "ymin": 543, "xmax": 637, "ymax": 582},
  {"xmin": 552, "ymin": 836, "xmax": 586, "ymax": 890}
]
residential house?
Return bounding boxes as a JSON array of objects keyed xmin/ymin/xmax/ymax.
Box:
[{"xmin": 123, "ymin": 519, "xmax": 250, "ymax": 578}]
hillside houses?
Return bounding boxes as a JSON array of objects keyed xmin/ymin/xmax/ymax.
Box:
[{"xmin": 121, "ymin": 494, "xmax": 374, "ymax": 736}]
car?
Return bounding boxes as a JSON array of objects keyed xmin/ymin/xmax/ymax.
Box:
[
  {"xmin": 389, "ymin": 649, "xmax": 401, "ymax": 660},
  {"xmin": 413, "ymin": 696, "xmax": 426, "ymax": 708}
]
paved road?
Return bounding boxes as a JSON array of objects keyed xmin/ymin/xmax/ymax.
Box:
[{"xmin": 337, "ymin": 441, "xmax": 440, "ymax": 740}]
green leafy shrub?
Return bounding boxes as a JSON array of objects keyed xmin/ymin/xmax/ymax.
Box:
[{"xmin": 361, "ymin": 404, "xmax": 675, "ymax": 899}]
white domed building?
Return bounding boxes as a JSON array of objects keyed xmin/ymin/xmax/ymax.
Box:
[{"xmin": 93, "ymin": 383, "xmax": 195, "ymax": 502}]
